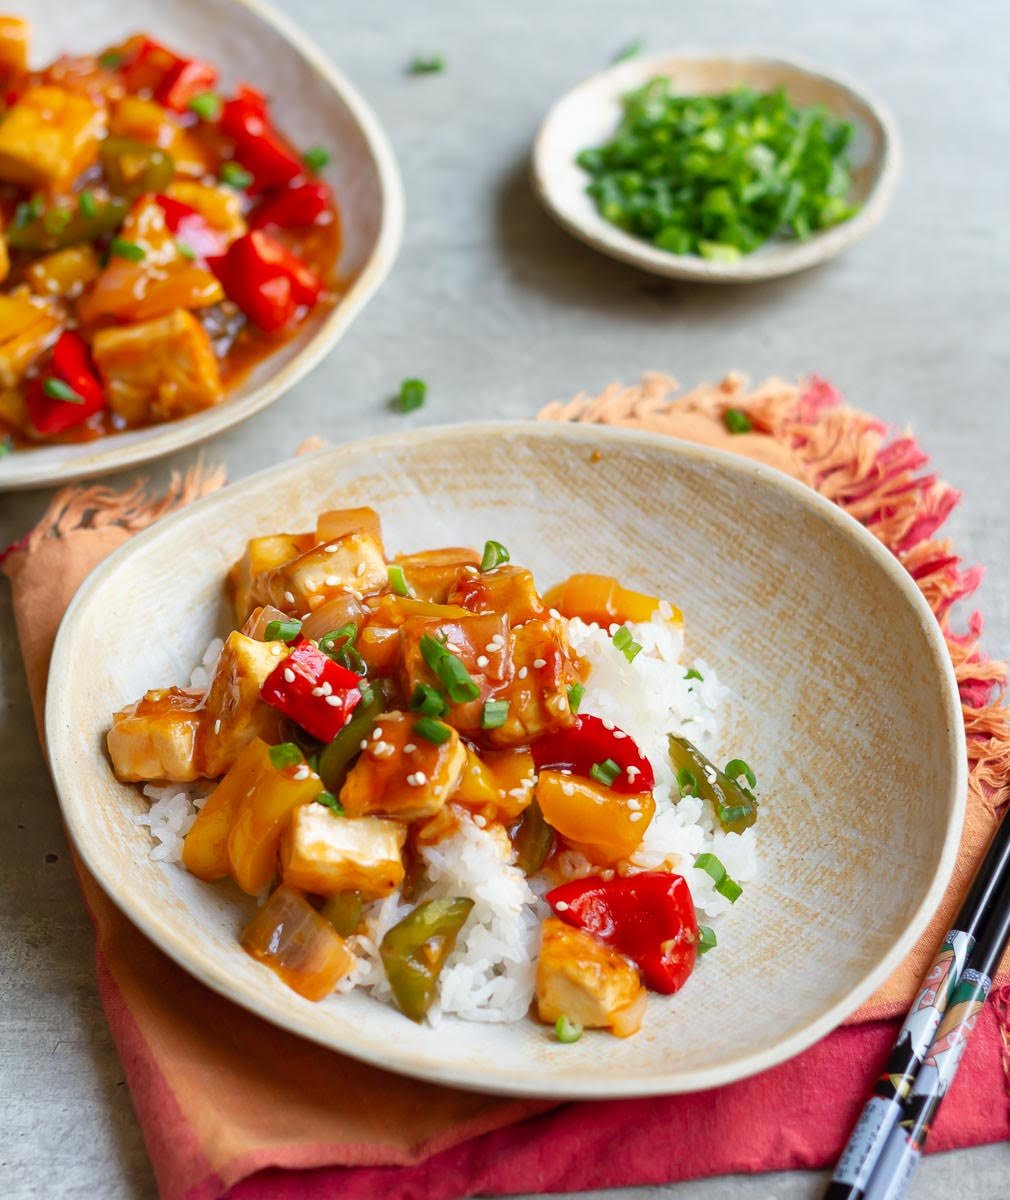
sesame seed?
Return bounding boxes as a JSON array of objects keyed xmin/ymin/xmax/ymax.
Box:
[
  {"xmin": 549, "ymin": 608, "xmax": 561, "ymax": 619},
  {"xmin": 311, "ymin": 686, "xmax": 325, "ymax": 697},
  {"xmin": 533, "ymin": 658, "xmax": 546, "ymax": 669},
  {"xmin": 476, "ymin": 655, "xmax": 489, "ymax": 668},
  {"xmin": 561, "ymin": 782, "xmax": 575, "ymax": 796},
  {"xmin": 324, "ymin": 543, "xmax": 339, "ymax": 553},
  {"xmin": 283, "ymin": 668, "xmax": 296, "ymax": 683},
  {"xmin": 629, "ymin": 811, "xmax": 643, "ymax": 822},
  {"xmin": 627, "ymin": 797, "xmax": 641, "ymax": 811},
  {"xmin": 355, "ymin": 562, "xmax": 367, "ymax": 577},
  {"xmin": 213, "ymin": 718, "xmax": 221, "ymax": 734},
  {"xmin": 473, "ymin": 814, "xmax": 487, "ymax": 828},
  {"xmin": 555, "ymin": 900, "xmax": 569, "ymax": 912},
  {"xmin": 613, "ymin": 730, "xmax": 627, "ymax": 740},
  {"xmin": 626, "ymin": 766, "xmax": 641, "ymax": 779},
  {"xmin": 560, "ymin": 768, "xmax": 572, "ymax": 776},
  {"xmin": 270, "ymin": 644, "xmax": 283, "ymax": 656},
  {"xmin": 324, "ymin": 695, "xmax": 342, "ymax": 707},
  {"xmin": 373, "ymin": 741, "xmax": 395, "ymax": 758},
  {"xmin": 324, "ymin": 575, "xmax": 340, "ymax": 587},
  {"xmin": 285, "ymin": 591, "xmax": 295, "ymax": 604},
  {"xmin": 602, "ymin": 718, "xmax": 615, "ymax": 730},
  {"xmin": 359, "ymin": 739, "xmax": 368, "ymax": 750},
  {"xmin": 371, "ymin": 727, "xmax": 383, "ymax": 740},
  {"xmin": 415, "ymin": 771, "xmax": 428, "ymax": 784},
  {"xmin": 321, "ymin": 681, "xmax": 333, "ymax": 696},
  {"xmin": 518, "ymin": 666, "xmax": 528, "ymax": 680},
  {"xmin": 406, "ymin": 773, "xmax": 419, "ymax": 786},
  {"xmin": 608, "ymin": 623, "xmax": 619, "ymax": 636},
  {"xmin": 463, "ymin": 565, "xmax": 478, "ymax": 575},
  {"xmin": 471, "ymin": 766, "xmax": 480, "ymax": 776},
  {"xmin": 404, "ymin": 743, "xmax": 417, "ymax": 753},
  {"xmin": 293, "ymin": 765, "xmax": 309, "ymax": 780}
]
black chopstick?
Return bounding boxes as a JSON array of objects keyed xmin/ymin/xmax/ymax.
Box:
[{"xmin": 824, "ymin": 811, "xmax": 1010, "ymax": 1200}]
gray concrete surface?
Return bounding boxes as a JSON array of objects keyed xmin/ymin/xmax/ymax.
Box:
[{"xmin": 3, "ymin": 0, "xmax": 1010, "ymax": 1196}]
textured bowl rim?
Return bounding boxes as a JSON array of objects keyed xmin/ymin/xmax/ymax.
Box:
[
  {"xmin": 532, "ymin": 49, "xmax": 902, "ymax": 283},
  {"xmin": 46, "ymin": 421, "xmax": 965, "ymax": 1097},
  {"xmin": 1, "ymin": 0, "xmax": 405, "ymax": 492}
]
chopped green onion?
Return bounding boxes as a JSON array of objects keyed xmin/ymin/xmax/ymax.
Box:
[
  {"xmin": 78, "ymin": 191, "xmax": 97, "ymax": 219},
  {"xmin": 109, "ymin": 237, "xmax": 145, "ymax": 263},
  {"xmin": 684, "ymin": 668, "xmax": 704, "ymax": 682},
  {"xmin": 396, "ymin": 377, "xmax": 426, "ymax": 413},
  {"xmin": 414, "ymin": 716, "xmax": 453, "ymax": 745},
  {"xmin": 479, "ymin": 540, "xmax": 510, "ymax": 572},
  {"xmin": 43, "ymin": 207, "xmax": 72, "ymax": 236},
  {"xmin": 0, "ymin": 435, "xmax": 13, "ymax": 460},
  {"xmin": 320, "ymin": 623, "xmax": 366, "ymax": 675},
  {"xmin": 175, "ymin": 239, "xmax": 197, "ymax": 261},
  {"xmin": 269, "ymin": 742, "xmax": 303, "ymax": 770},
  {"xmin": 612, "ymin": 38, "xmax": 645, "ymax": 62},
  {"xmin": 724, "ymin": 758, "xmax": 757, "ymax": 789},
  {"xmin": 302, "ymin": 145, "xmax": 330, "ymax": 172},
  {"xmin": 676, "ymin": 767, "xmax": 698, "ymax": 797},
  {"xmin": 316, "ymin": 791, "xmax": 343, "ymax": 814},
  {"xmin": 555, "ymin": 1014, "xmax": 583, "ymax": 1043},
  {"xmin": 694, "ymin": 852, "xmax": 742, "ymax": 903},
  {"xmin": 590, "ymin": 758, "xmax": 622, "ymax": 788},
  {"xmin": 408, "ymin": 54, "xmax": 445, "ymax": 74},
  {"xmin": 410, "ymin": 683, "xmax": 448, "ymax": 717},
  {"xmin": 698, "ymin": 925, "xmax": 717, "ymax": 955},
  {"xmin": 387, "ymin": 564, "xmax": 412, "ymax": 596},
  {"xmin": 264, "ymin": 618, "xmax": 302, "ymax": 642},
  {"xmin": 612, "ymin": 624, "xmax": 643, "ymax": 662},
  {"xmin": 481, "ymin": 699, "xmax": 510, "ymax": 730},
  {"xmin": 220, "ymin": 161, "xmax": 254, "ymax": 189},
  {"xmin": 723, "ymin": 408, "xmax": 753, "ymax": 434},
  {"xmin": 419, "ymin": 633, "xmax": 481, "ymax": 704},
  {"xmin": 13, "ymin": 198, "xmax": 42, "ymax": 229},
  {"xmin": 567, "ymin": 682, "xmax": 584, "ymax": 714},
  {"xmin": 42, "ymin": 377, "xmax": 85, "ymax": 404},
  {"xmin": 98, "ymin": 50, "xmax": 124, "ymax": 69},
  {"xmin": 188, "ymin": 91, "xmax": 222, "ymax": 121}
]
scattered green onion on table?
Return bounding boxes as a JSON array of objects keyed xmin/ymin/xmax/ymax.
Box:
[{"xmin": 577, "ymin": 79, "xmax": 860, "ymax": 260}]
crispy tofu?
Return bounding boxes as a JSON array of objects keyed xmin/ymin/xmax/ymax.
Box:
[
  {"xmin": 0, "ymin": 85, "xmax": 106, "ymax": 189},
  {"xmin": 198, "ymin": 632, "xmax": 288, "ymax": 777},
  {"xmin": 536, "ymin": 918, "xmax": 646, "ymax": 1038},
  {"xmin": 255, "ymin": 530, "xmax": 387, "ymax": 615},
  {"xmin": 280, "ymin": 806, "xmax": 406, "ymax": 898},
  {"xmin": 394, "ymin": 547, "xmax": 481, "ymax": 603},
  {"xmin": 91, "ymin": 310, "xmax": 223, "ymax": 425},
  {"xmin": 340, "ymin": 710, "xmax": 467, "ymax": 822},
  {"xmin": 107, "ymin": 687, "xmax": 204, "ymax": 782},
  {"xmin": 487, "ymin": 618, "xmax": 578, "ymax": 748},
  {"xmin": 26, "ymin": 244, "xmax": 101, "ymax": 300},
  {"xmin": 228, "ymin": 532, "xmax": 315, "ymax": 624},
  {"xmin": 0, "ymin": 16, "xmax": 29, "ymax": 77},
  {"xmin": 166, "ymin": 181, "xmax": 246, "ymax": 243},
  {"xmin": 449, "ymin": 564, "xmax": 546, "ymax": 624},
  {"xmin": 0, "ymin": 288, "xmax": 61, "ymax": 388}
]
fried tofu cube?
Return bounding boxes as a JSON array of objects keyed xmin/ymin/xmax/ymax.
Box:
[
  {"xmin": 0, "ymin": 85, "xmax": 105, "ymax": 189},
  {"xmin": 26, "ymin": 244, "xmax": 101, "ymax": 299},
  {"xmin": 91, "ymin": 310, "xmax": 223, "ymax": 425},
  {"xmin": 399, "ymin": 611, "xmax": 511, "ymax": 733},
  {"xmin": 0, "ymin": 288, "xmax": 60, "ymax": 388},
  {"xmin": 281, "ymin": 806, "xmax": 406, "ymax": 898},
  {"xmin": 228, "ymin": 532, "xmax": 315, "ymax": 624},
  {"xmin": 198, "ymin": 632, "xmax": 288, "ymax": 777},
  {"xmin": 108, "ymin": 687, "xmax": 204, "ymax": 782},
  {"xmin": 449, "ymin": 564, "xmax": 546, "ymax": 624},
  {"xmin": 256, "ymin": 530, "xmax": 387, "ymax": 615},
  {"xmin": 166, "ymin": 180, "xmax": 246, "ymax": 243},
  {"xmin": 340, "ymin": 711, "xmax": 466, "ymax": 822},
  {"xmin": 536, "ymin": 918, "xmax": 646, "ymax": 1038},
  {"xmin": 0, "ymin": 17, "xmax": 30, "ymax": 77},
  {"xmin": 487, "ymin": 618, "xmax": 578, "ymax": 748},
  {"xmin": 394, "ymin": 547, "xmax": 481, "ymax": 603}
]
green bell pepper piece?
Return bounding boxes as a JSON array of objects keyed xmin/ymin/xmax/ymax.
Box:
[
  {"xmin": 510, "ymin": 799, "xmax": 555, "ymax": 876},
  {"xmin": 321, "ymin": 890, "xmax": 364, "ymax": 937},
  {"xmin": 380, "ymin": 897, "xmax": 474, "ymax": 1022},
  {"xmin": 317, "ymin": 681, "xmax": 387, "ymax": 795},
  {"xmin": 7, "ymin": 196, "xmax": 128, "ymax": 252},
  {"xmin": 668, "ymin": 734, "xmax": 758, "ymax": 833},
  {"xmin": 100, "ymin": 136, "xmax": 175, "ymax": 199}
]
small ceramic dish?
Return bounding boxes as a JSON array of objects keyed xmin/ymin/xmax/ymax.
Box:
[
  {"xmin": 2, "ymin": 0, "xmax": 403, "ymax": 491},
  {"xmin": 46, "ymin": 422, "xmax": 964, "ymax": 1098},
  {"xmin": 532, "ymin": 52, "xmax": 900, "ymax": 283}
]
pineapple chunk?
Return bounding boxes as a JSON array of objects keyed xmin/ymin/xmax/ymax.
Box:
[
  {"xmin": 166, "ymin": 181, "xmax": 246, "ymax": 243},
  {"xmin": 0, "ymin": 386, "xmax": 28, "ymax": 433},
  {"xmin": 394, "ymin": 547, "xmax": 481, "ymax": 603},
  {"xmin": 0, "ymin": 85, "xmax": 106, "ymax": 189},
  {"xmin": 536, "ymin": 918, "xmax": 646, "ymax": 1038},
  {"xmin": 182, "ymin": 740, "xmax": 264, "ymax": 882},
  {"xmin": 487, "ymin": 618, "xmax": 578, "ymax": 747},
  {"xmin": 449, "ymin": 564, "xmax": 546, "ymax": 624},
  {"xmin": 228, "ymin": 532, "xmax": 315, "ymax": 625},
  {"xmin": 107, "ymin": 687, "xmax": 204, "ymax": 782},
  {"xmin": 0, "ymin": 228, "xmax": 8, "ymax": 286},
  {"xmin": 26, "ymin": 244, "xmax": 101, "ymax": 299},
  {"xmin": 0, "ymin": 16, "xmax": 29, "ymax": 77},
  {"xmin": 198, "ymin": 632, "xmax": 288, "ymax": 777},
  {"xmin": 340, "ymin": 711, "xmax": 466, "ymax": 822},
  {"xmin": 110, "ymin": 95, "xmax": 214, "ymax": 177},
  {"xmin": 281, "ymin": 806, "xmax": 406, "ymax": 898},
  {"xmin": 453, "ymin": 746, "xmax": 536, "ymax": 822},
  {"xmin": 255, "ymin": 530, "xmax": 387, "ymax": 615},
  {"xmin": 316, "ymin": 506, "xmax": 383, "ymax": 546},
  {"xmin": 91, "ymin": 310, "xmax": 223, "ymax": 425},
  {"xmin": 0, "ymin": 288, "xmax": 61, "ymax": 388}
]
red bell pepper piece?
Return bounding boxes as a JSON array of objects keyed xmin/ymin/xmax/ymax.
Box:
[
  {"xmin": 209, "ymin": 230, "xmax": 323, "ymax": 332},
  {"xmin": 546, "ymin": 871, "xmax": 699, "ymax": 994},
  {"xmin": 249, "ymin": 181, "xmax": 333, "ymax": 231},
  {"xmin": 219, "ymin": 85, "xmax": 304, "ymax": 192},
  {"xmin": 122, "ymin": 38, "xmax": 183, "ymax": 95},
  {"xmin": 155, "ymin": 57, "xmax": 218, "ymax": 113},
  {"xmin": 24, "ymin": 331, "xmax": 106, "ymax": 436},
  {"xmin": 261, "ymin": 637, "xmax": 362, "ymax": 742},
  {"xmin": 531, "ymin": 714, "xmax": 655, "ymax": 794},
  {"xmin": 155, "ymin": 194, "xmax": 226, "ymax": 259}
]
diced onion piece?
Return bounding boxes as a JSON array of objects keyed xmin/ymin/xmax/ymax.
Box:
[{"xmin": 241, "ymin": 885, "xmax": 354, "ymax": 1000}]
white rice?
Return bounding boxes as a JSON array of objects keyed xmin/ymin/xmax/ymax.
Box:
[{"xmin": 136, "ymin": 617, "xmax": 759, "ymax": 1023}]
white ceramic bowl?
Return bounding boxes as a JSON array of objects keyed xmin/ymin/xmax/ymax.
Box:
[
  {"xmin": 46, "ymin": 423, "xmax": 964, "ymax": 1097},
  {"xmin": 533, "ymin": 52, "xmax": 900, "ymax": 282},
  {"xmin": 2, "ymin": 0, "xmax": 403, "ymax": 491}
]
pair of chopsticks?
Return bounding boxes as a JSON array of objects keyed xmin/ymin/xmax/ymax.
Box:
[{"xmin": 825, "ymin": 814, "xmax": 1010, "ymax": 1199}]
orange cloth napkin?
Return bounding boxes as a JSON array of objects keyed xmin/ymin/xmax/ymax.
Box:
[{"xmin": 4, "ymin": 373, "xmax": 1008, "ymax": 1200}]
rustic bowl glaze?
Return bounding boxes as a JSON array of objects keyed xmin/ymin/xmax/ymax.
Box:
[
  {"xmin": 2, "ymin": 0, "xmax": 403, "ymax": 490},
  {"xmin": 46, "ymin": 423, "xmax": 963, "ymax": 1097},
  {"xmin": 533, "ymin": 52, "xmax": 899, "ymax": 282}
]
